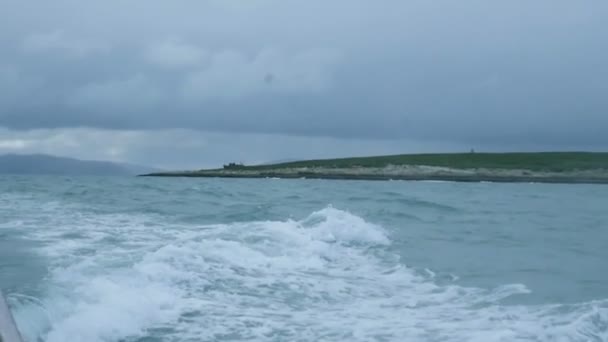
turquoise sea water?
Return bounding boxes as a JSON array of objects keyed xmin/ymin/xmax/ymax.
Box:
[{"xmin": 0, "ymin": 176, "xmax": 607, "ymax": 341}]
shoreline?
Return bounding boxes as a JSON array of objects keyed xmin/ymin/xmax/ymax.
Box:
[
  {"xmin": 140, "ymin": 153, "xmax": 608, "ymax": 184},
  {"xmin": 140, "ymin": 170, "xmax": 608, "ymax": 184}
]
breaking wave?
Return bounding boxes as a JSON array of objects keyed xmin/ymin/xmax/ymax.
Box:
[{"xmin": 9, "ymin": 207, "xmax": 608, "ymax": 342}]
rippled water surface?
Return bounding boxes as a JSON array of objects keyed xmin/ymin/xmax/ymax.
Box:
[{"xmin": 1, "ymin": 176, "xmax": 607, "ymax": 341}]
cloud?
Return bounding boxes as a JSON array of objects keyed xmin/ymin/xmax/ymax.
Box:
[
  {"xmin": 0, "ymin": 65, "xmax": 21, "ymax": 106},
  {"xmin": 68, "ymin": 75, "xmax": 163, "ymax": 112},
  {"xmin": 0, "ymin": 0, "xmax": 607, "ymax": 154},
  {"xmin": 183, "ymin": 48, "xmax": 339, "ymax": 101},
  {"xmin": 22, "ymin": 30, "xmax": 109, "ymax": 58},
  {"xmin": 145, "ymin": 40, "xmax": 207, "ymax": 69},
  {"xmin": 0, "ymin": 138, "xmax": 30, "ymax": 150}
]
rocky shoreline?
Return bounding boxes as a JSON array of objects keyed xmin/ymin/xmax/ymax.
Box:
[{"xmin": 141, "ymin": 165, "xmax": 608, "ymax": 184}]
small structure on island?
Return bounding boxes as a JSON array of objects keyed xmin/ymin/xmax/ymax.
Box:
[{"xmin": 223, "ymin": 162, "xmax": 246, "ymax": 170}]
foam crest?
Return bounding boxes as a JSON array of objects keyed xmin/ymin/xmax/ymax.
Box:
[
  {"xmin": 301, "ymin": 206, "xmax": 390, "ymax": 245},
  {"xmin": 43, "ymin": 278, "xmax": 182, "ymax": 342},
  {"xmin": 9, "ymin": 206, "xmax": 608, "ymax": 342}
]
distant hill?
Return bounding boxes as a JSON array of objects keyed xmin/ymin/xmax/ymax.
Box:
[
  {"xmin": 0, "ymin": 154, "xmax": 160, "ymax": 176},
  {"xmin": 144, "ymin": 152, "xmax": 608, "ymax": 184},
  {"xmin": 247, "ymin": 152, "xmax": 608, "ymax": 172}
]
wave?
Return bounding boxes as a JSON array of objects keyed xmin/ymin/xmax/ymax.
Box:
[{"xmin": 9, "ymin": 207, "xmax": 608, "ymax": 342}]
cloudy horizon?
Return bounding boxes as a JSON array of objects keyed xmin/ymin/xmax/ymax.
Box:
[{"xmin": 1, "ymin": 0, "xmax": 607, "ymax": 169}]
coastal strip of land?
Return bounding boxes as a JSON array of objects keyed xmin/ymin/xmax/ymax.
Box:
[{"xmin": 140, "ymin": 152, "xmax": 608, "ymax": 184}]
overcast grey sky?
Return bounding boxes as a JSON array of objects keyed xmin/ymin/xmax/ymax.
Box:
[{"xmin": 1, "ymin": 0, "xmax": 607, "ymax": 168}]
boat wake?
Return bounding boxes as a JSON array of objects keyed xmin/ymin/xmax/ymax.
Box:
[{"xmin": 7, "ymin": 207, "xmax": 608, "ymax": 342}]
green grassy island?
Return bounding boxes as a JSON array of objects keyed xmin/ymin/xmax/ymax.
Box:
[{"xmin": 141, "ymin": 152, "xmax": 608, "ymax": 184}]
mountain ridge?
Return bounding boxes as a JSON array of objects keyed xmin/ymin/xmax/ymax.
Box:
[{"xmin": 0, "ymin": 154, "xmax": 160, "ymax": 176}]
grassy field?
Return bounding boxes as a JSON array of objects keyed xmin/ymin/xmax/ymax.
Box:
[{"xmin": 241, "ymin": 152, "xmax": 608, "ymax": 172}]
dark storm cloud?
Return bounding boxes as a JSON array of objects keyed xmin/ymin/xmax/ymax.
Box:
[{"xmin": 1, "ymin": 0, "xmax": 607, "ymax": 147}]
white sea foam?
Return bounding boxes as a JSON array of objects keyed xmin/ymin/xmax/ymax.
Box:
[{"xmin": 9, "ymin": 206, "xmax": 608, "ymax": 342}]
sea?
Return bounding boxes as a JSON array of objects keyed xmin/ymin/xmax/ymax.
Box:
[{"xmin": 0, "ymin": 175, "xmax": 607, "ymax": 342}]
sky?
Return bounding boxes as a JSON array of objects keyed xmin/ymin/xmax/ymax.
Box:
[{"xmin": 1, "ymin": 0, "xmax": 607, "ymax": 169}]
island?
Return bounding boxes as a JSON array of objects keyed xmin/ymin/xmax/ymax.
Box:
[{"xmin": 140, "ymin": 152, "xmax": 608, "ymax": 184}]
